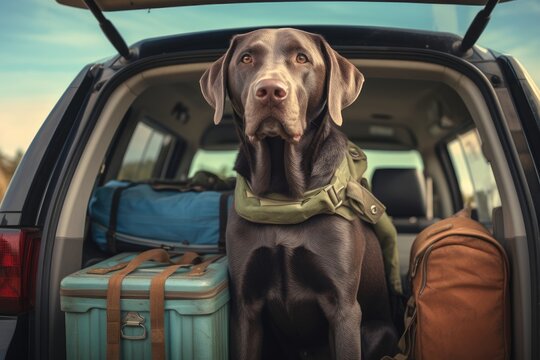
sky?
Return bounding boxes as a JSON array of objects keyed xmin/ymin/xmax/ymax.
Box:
[{"xmin": 1, "ymin": 0, "xmax": 539, "ymax": 158}]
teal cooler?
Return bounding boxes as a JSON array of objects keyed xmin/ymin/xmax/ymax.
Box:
[{"xmin": 60, "ymin": 253, "xmax": 229, "ymax": 360}]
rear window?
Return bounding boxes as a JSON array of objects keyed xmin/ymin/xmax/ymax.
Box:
[
  {"xmin": 118, "ymin": 121, "xmax": 176, "ymax": 181},
  {"xmin": 188, "ymin": 148, "xmax": 423, "ymax": 180},
  {"xmin": 363, "ymin": 149, "xmax": 424, "ymax": 182},
  {"xmin": 189, "ymin": 149, "xmax": 238, "ymax": 178},
  {"xmin": 447, "ymin": 129, "xmax": 501, "ymax": 224}
]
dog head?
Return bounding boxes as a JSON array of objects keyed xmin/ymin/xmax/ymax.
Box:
[{"xmin": 200, "ymin": 28, "xmax": 364, "ymax": 144}]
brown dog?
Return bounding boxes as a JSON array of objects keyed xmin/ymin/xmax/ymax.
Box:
[{"xmin": 200, "ymin": 28, "xmax": 398, "ymax": 360}]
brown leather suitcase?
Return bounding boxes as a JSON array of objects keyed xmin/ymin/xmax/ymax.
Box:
[{"xmin": 390, "ymin": 210, "xmax": 511, "ymax": 360}]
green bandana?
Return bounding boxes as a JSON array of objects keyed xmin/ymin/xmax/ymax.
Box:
[{"xmin": 234, "ymin": 142, "xmax": 402, "ymax": 294}]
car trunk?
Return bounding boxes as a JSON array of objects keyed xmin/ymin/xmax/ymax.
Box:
[
  {"xmin": 25, "ymin": 1, "xmax": 532, "ymax": 359},
  {"xmin": 31, "ymin": 27, "xmax": 529, "ymax": 359}
]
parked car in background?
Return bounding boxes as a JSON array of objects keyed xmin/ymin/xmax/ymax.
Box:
[{"xmin": 1, "ymin": 0, "xmax": 539, "ymax": 359}]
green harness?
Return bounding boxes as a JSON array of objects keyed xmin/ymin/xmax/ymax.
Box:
[{"xmin": 234, "ymin": 142, "xmax": 402, "ymax": 294}]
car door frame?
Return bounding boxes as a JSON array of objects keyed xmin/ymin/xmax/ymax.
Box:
[{"xmin": 494, "ymin": 54, "xmax": 540, "ymax": 360}]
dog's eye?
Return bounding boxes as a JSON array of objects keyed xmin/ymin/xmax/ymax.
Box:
[
  {"xmin": 296, "ymin": 53, "xmax": 309, "ymax": 64},
  {"xmin": 241, "ymin": 54, "xmax": 253, "ymax": 64}
]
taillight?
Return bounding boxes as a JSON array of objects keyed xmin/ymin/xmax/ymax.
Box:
[{"xmin": 0, "ymin": 228, "xmax": 41, "ymax": 315}]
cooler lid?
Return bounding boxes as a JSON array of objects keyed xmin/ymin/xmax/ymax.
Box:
[{"xmin": 60, "ymin": 253, "xmax": 228, "ymax": 300}]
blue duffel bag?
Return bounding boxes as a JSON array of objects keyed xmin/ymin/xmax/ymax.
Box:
[{"xmin": 89, "ymin": 180, "xmax": 232, "ymax": 253}]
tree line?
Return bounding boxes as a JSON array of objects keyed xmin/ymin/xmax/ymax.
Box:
[{"xmin": 0, "ymin": 150, "xmax": 23, "ymax": 202}]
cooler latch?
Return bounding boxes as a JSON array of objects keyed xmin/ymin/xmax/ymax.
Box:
[{"xmin": 121, "ymin": 312, "xmax": 147, "ymax": 340}]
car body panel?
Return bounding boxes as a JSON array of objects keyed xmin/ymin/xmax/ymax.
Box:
[{"xmin": 0, "ymin": 317, "xmax": 17, "ymax": 360}]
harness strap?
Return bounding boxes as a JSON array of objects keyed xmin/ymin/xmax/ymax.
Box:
[
  {"xmin": 234, "ymin": 149, "xmax": 385, "ymax": 225},
  {"xmin": 346, "ymin": 180, "xmax": 386, "ymax": 224}
]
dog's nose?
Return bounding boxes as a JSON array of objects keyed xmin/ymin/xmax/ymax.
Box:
[{"xmin": 255, "ymin": 79, "xmax": 288, "ymax": 103}]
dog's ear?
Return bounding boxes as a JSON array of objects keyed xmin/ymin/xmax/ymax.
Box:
[
  {"xmin": 200, "ymin": 36, "xmax": 239, "ymax": 125},
  {"xmin": 319, "ymin": 38, "xmax": 364, "ymax": 126}
]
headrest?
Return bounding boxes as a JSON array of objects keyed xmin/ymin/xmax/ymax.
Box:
[
  {"xmin": 200, "ymin": 117, "xmax": 239, "ymax": 150},
  {"xmin": 371, "ymin": 168, "xmax": 426, "ymax": 218}
]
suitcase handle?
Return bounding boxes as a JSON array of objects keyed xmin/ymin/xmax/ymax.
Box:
[{"xmin": 89, "ymin": 251, "xmax": 200, "ymax": 275}]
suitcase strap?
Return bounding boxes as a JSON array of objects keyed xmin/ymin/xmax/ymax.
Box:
[
  {"xmin": 149, "ymin": 254, "xmax": 224, "ymax": 359},
  {"xmin": 87, "ymin": 261, "xmax": 131, "ymax": 275},
  {"xmin": 106, "ymin": 249, "xmax": 200, "ymax": 360},
  {"xmin": 106, "ymin": 183, "xmax": 138, "ymax": 253}
]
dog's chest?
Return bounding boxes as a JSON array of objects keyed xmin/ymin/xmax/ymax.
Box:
[
  {"xmin": 227, "ymin": 211, "xmax": 365, "ymax": 348},
  {"xmin": 237, "ymin": 215, "xmax": 362, "ymax": 300},
  {"xmin": 249, "ymin": 214, "xmax": 353, "ymax": 249}
]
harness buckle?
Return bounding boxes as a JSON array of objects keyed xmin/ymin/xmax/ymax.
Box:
[{"xmin": 323, "ymin": 184, "xmax": 344, "ymax": 209}]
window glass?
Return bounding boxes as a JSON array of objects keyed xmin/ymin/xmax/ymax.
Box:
[
  {"xmin": 363, "ymin": 149, "xmax": 424, "ymax": 182},
  {"xmin": 447, "ymin": 129, "xmax": 501, "ymax": 223},
  {"xmin": 118, "ymin": 122, "xmax": 173, "ymax": 181},
  {"xmin": 189, "ymin": 149, "xmax": 238, "ymax": 178},
  {"xmin": 188, "ymin": 148, "xmax": 423, "ymax": 181}
]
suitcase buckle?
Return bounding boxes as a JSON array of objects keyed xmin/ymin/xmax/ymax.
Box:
[{"xmin": 121, "ymin": 312, "xmax": 147, "ymax": 340}]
